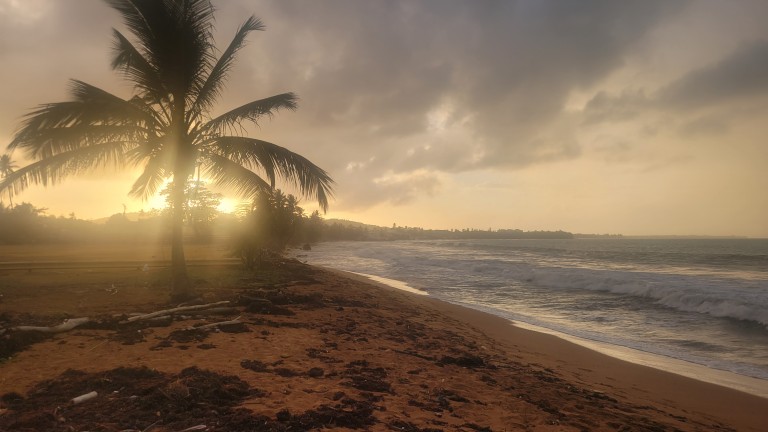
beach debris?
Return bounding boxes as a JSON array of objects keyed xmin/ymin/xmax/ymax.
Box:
[
  {"xmin": 241, "ymin": 359, "xmax": 268, "ymax": 372},
  {"xmin": 343, "ymin": 360, "xmax": 392, "ymax": 393},
  {"xmin": 184, "ymin": 316, "xmax": 242, "ymax": 331},
  {"xmin": 70, "ymin": 391, "xmax": 97, "ymax": 405},
  {"xmin": 13, "ymin": 317, "xmax": 91, "ymax": 334},
  {"xmin": 176, "ymin": 307, "xmax": 238, "ymax": 316},
  {"xmin": 126, "ymin": 301, "xmax": 230, "ymax": 322},
  {"xmin": 437, "ymin": 354, "xmax": 488, "ymax": 369},
  {"xmin": 308, "ymin": 367, "xmax": 325, "ymax": 378}
]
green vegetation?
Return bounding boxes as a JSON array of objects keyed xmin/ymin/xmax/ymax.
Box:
[
  {"xmin": 0, "ymin": 154, "xmax": 18, "ymax": 207},
  {"xmin": 160, "ymin": 181, "xmax": 222, "ymax": 241},
  {"xmin": 0, "ymin": 197, "xmax": 326, "ymax": 253},
  {"xmin": 321, "ymin": 220, "xmax": 576, "ymax": 241},
  {"xmin": 0, "ymin": 1, "xmax": 333, "ymax": 300},
  {"xmin": 233, "ymin": 190, "xmax": 311, "ymax": 268},
  {"xmin": 0, "ymin": 201, "xmax": 582, "ymax": 247}
]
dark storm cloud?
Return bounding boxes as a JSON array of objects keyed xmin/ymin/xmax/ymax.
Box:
[
  {"xmin": 659, "ymin": 40, "xmax": 768, "ymax": 108},
  {"xmin": 583, "ymin": 90, "xmax": 650, "ymax": 124},
  {"xmin": 583, "ymin": 39, "xmax": 768, "ymax": 127},
  {"xmin": 241, "ymin": 0, "xmax": 680, "ymax": 167},
  {"xmin": 224, "ymin": 0, "xmax": 683, "ymax": 209}
]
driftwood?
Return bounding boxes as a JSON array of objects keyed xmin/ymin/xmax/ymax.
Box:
[
  {"xmin": 71, "ymin": 391, "xmax": 98, "ymax": 405},
  {"xmin": 126, "ymin": 301, "xmax": 230, "ymax": 322},
  {"xmin": 10, "ymin": 301, "xmax": 233, "ymax": 336},
  {"xmin": 178, "ymin": 307, "xmax": 238, "ymax": 316},
  {"xmin": 180, "ymin": 425, "xmax": 208, "ymax": 431},
  {"xmin": 185, "ymin": 316, "xmax": 242, "ymax": 331},
  {"xmin": 14, "ymin": 317, "xmax": 91, "ymax": 333}
]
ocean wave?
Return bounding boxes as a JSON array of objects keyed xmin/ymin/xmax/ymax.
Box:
[
  {"xmin": 527, "ymin": 268, "xmax": 768, "ymax": 327},
  {"xmin": 345, "ymin": 244, "xmax": 768, "ymax": 327}
]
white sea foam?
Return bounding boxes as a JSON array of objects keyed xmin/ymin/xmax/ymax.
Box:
[
  {"xmin": 350, "ymin": 272, "xmax": 429, "ymax": 295},
  {"xmin": 523, "ymin": 267, "xmax": 768, "ymax": 326}
]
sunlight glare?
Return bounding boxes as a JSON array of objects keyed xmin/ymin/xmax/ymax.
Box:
[{"xmin": 217, "ymin": 198, "xmax": 239, "ymax": 214}]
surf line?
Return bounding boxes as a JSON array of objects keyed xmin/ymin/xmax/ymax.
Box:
[{"xmin": 350, "ymin": 272, "xmax": 429, "ymax": 296}]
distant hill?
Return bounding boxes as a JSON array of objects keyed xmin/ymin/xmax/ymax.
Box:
[{"xmin": 90, "ymin": 211, "xmax": 161, "ymax": 224}]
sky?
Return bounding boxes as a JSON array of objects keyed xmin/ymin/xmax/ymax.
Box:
[{"xmin": 1, "ymin": 0, "xmax": 767, "ymax": 237}]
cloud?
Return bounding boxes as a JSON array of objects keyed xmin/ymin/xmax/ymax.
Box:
[
  {"xmin": 583, "ymin": 90, "xmax": 650, "ymax": 124},
  {"xmin": 0, "ymin": 0, "xmax": 118, "ymax": 144},
  {"xmin": 659, "ymin": 40, "xmax": 768, "ymax": 109},
  {"xmin": 235, "ymin": 0, "xmax": 680, "ymax": 176},
  {"xmin": 581, "ymin": 39, "xmax": 768, "ymax": 126},
  {"xmin": 677, "ymin": 115, "xmax": 730, "ymax": 138},
  {"xmin": 336, "ymin": 169, "xmax": 443, "ymax": 210},
  {"xmin": 5, "ymin": 0, "xmax": 765, "ymax": 231}
]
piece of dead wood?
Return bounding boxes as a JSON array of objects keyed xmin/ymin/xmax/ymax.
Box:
[
  {"xmin": 185, "ymin": 316, "xmax": 242, "ymax": 331},
  {"xmin": 13, "ymin": 317, "xmax": 91, "ymax": 333},
  {"xmin": 71, "ymin": 391, "xmax": 98, "ymax": 404},
  {"xmin": 126, "ymin": 301, "xmax": 230, "ymax": 322},
  {"xmin": 180, "ymin": 425, "xmax": 208, "ymax": 431},
  {"xmin": 178, "ymin": 307, "xmax": 238, "ymax": 316}
]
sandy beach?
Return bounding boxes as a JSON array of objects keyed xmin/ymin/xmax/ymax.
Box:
[{"xmin": 1, "ymin": 259, "xmax": 766, "ymax": 431}]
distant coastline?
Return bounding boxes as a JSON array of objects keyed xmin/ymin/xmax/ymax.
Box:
[{"xmin": 622, "ymin": 235, "xmax": 753, "ymax": 239}]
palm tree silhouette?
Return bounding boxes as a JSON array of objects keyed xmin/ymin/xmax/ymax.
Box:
[
  {"xmin": 0, "ymin": 0, "xmax": 334, "ymax": 300},
  {"xmin": 0, "ymin": 154, "xmax": 18, "ymax": 207}
]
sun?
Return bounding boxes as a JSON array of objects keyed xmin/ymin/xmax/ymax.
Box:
[{"xmin": 217, "ymin": 198, "xmax": 239, "ymax": 214}]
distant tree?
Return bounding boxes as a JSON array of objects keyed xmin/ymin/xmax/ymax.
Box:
[
  {"xmin": 161, "ymin": 180, "xmax": 222, "ymax": 240},
  {"xmin": 0, "ymin": 1, "xmax": 333, "ymax": 300},
  {"xmin": 233, "ymin": 189, "xmax": 305, "ymax": 268},
  {"xmin": 0, "ymin": 202, "xmax": 47, "ymax": 244},
  {"xmin": 305, "ymin": 210, "xmax": 323, "ymax": 244},
  {"xmin": 0, "ymin": 154, "xmax": 18, "ymax": 207}
]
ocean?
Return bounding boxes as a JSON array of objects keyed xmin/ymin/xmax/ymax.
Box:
[{"xmin": 296, "ymin": 238, "xmax": 768, "ymax": 393}]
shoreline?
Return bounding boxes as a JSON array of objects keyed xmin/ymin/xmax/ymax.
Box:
[
  {"xmin": 336, "ymin": 268, "xmax": 768, "ymax": 429},
  {"xmin": 336, "ymin": 267, "xmax": 768, "ymax": 398},
  {"xmin": 510, "ymin": 320, "xmax": 768, "ymax": 398}
]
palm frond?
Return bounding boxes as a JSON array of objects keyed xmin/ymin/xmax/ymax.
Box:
[
  {"xmin": 124, "ymin": 133, "xmax": 165, "ymax": 165},
  {"xmin": 207, "ymin": 136, "xmax": 334, "ymax": 212},
  {"xmin": 10, "ymin": 81, "xmax": 154, "ymax": 158},
  {"xmin": 129, "ymin": 153, "xmax": 169, "ymax": 199},
  {"xmin": 201, "ymin": 153, "xmax": 272, "ymax": 199},
  {"xmin": 205, "ymin": 136, "xmax": 276, "ymax": 186},
  {"xmin": 192, "ymin": 16, "xmax": 265, "ymax": 112},
  {"xmin": 105, "ymin": 0, "xmax": 214, "ymax": 96},
  {"xmin": 22, "ymin": 124, "xmax": 145, "ymax": 159},
  {"xmin": 111, "ymin": 29, "xmax": 165, "ymax": 98},
  {"xmin": 0, "ymin": 154, "xmax": 18, "ymax": 175},
  {"xmin": 0, "ymin": 140, "xmax": 131, "ymax": 196},
  {"xmin": 204, "ymin": 93, "xmax": 298, "ymax": 135}
]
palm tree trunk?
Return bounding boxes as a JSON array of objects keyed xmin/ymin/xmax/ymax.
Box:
[
  {"xmin": 170, "ymin": 173, "xmax": 192, "ymax": 301},
  {"xmin": 169, "ymin": 93, "xmax": 193, "ymax": 302}
]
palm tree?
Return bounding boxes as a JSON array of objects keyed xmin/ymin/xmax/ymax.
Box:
[
  {"xmin": 0, "ymin": 0, "xmax": 334, "ymax": 300},
  {"xmin": 0, "ymin": 154, "xmax": 18, "ymax": 207}
]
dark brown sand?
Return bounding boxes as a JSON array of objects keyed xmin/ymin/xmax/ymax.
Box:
[{"xmin": 1, "ymin": 259, "xmax": 766, "ymax": 431}]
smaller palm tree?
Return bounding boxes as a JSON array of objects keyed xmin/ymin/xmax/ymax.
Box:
[{"xmin": 0, "ymin": 154, "xmax": 18, "ymax": 207}]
